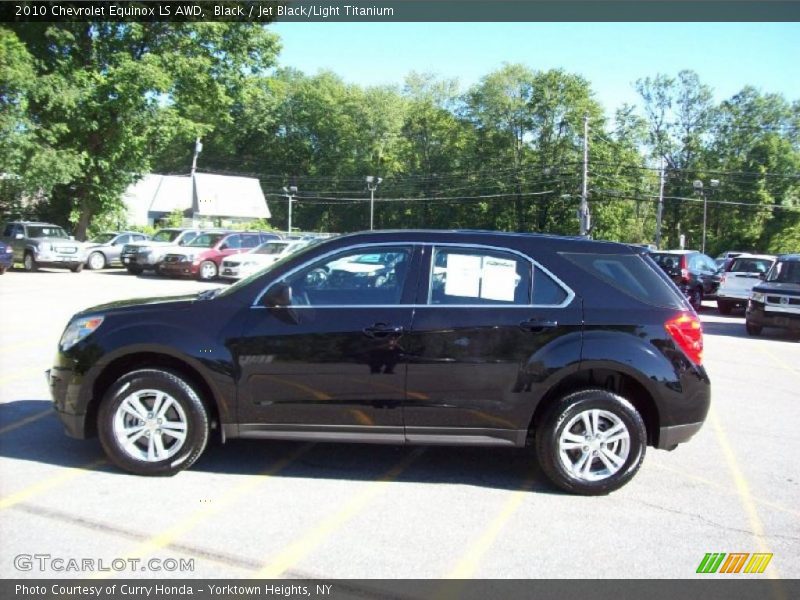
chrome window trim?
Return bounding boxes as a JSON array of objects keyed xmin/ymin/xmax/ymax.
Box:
[{"xmin": 251, "ymin": 240, "xmax": 575, "ymax": 310}]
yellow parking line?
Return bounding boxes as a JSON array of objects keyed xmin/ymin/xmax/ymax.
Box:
[
  {"xmin": 256, "ymin": 448, "xmax": 424, "ymax": 578},
  {"xmin": 0, "ymin": 408, "xmax": 52, "ymax": 436},
  {"xmin": 651, "ymin": 463, "xmax": 800, "ymax": 518},
  {"xmin": 710, "ymin": 407, "xmax": 781, "ymax": 580},
  {"xmin": 0, "ymin": 459, "xmax": 107, "ymax": 511},
  {"xmin": 92, "ymin": 443, "xmax": 314, "ymax": 580},
  {"xmin": 445, "ymin": 478, "xmax": 534, "ymax": 579},
  {"xmin": 759, "ymin": 346, "xmax": 800, "ymax": 379}
]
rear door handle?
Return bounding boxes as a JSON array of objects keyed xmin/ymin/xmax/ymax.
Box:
[
  {"xmin": 519, "ymin": 318, "xmax": 558, "ymax": 333},
  {"xmin": 363, "ymin": 323, "xmax": 405, "ymax": 338}
]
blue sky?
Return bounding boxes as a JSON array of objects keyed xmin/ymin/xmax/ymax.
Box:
[{"xmin": 269, "ymin": 22, "xmax": 800, "ymax": 115}]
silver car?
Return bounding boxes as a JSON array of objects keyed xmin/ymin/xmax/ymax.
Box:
[{"xmin": 85, "ymin": 232, "xmax": 151, "ymax": 270}]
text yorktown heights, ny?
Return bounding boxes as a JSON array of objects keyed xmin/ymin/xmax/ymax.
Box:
[{"xmin": 16, "ymin": 584, "xmax": 334, "ymax": 597}]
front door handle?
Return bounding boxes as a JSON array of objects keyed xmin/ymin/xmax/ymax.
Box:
[
  {"xmin": 363, "ymin": 323, "xmax": 405, "ymax": 338},
  {"xmin": 519, "ymin": 318, "xmax": 558, "ymax": 333}
]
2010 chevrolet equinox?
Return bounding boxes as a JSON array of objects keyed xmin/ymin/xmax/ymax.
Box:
[{"xmin": 48, "ymin": 230, "xmax": 710, "ymax": 495}]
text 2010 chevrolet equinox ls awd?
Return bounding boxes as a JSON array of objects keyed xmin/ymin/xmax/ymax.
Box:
[{"xmin": 48, "ymin": 231, "xmax": 710, "ymax": 495}]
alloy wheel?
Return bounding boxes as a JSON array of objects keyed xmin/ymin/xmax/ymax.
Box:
[
  {"xmin": 557, "ymin": 409, "xmax": 631, "ymax": 482},
  {"xmin": 112, "ymin": 389, "xmax": 188, "ymax": 462}
]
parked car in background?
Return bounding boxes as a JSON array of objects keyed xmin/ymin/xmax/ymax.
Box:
[
  {"xmin": 746, "ymin": 254, "xmax": 800, "ymax": 337},
  {"xmin": 0, "ymin": 240, "xmax": 13, "ymax": 274},
  {"xmin": 49, "ymin": 230, "xmax": 711, "ymax": 495},
  {"xmin": 716, "ymin": 254, "xmax": 776, "ymax": 315},
  {"xmin": 160, "ymin": 231, "xmax": 280, "ymax": 280},
  {"xmin": 85, "ymin": 232, "xmax": 150, "ymax": 270},
  {"xmin": 649, "ymin": 250, "xmax": 719, "ymax": 310},
  {"xmin": 220, "ymin": 238, "xmax": 310, "ymax": 281},
  {"xmin": 120, "ymin": 228, "xmax": 202, "ymax": 275},
  {"xmin": 1, "ymin": 221, "xmax": 87, "ymax": 272}
]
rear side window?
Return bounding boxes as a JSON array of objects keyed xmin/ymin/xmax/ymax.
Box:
[
  {"xmin": 563, "ymin": 253, "xmax": 685, "ymax": 308},
  {"xmin": 729, "ymin": 257, "xmax": 772, "ymax": 273}
]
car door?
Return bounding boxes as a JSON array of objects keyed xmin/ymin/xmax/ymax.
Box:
[
  {"xmin": 403, "ymin": 244, "xmax": 581, "ymax": 447},
  {"xmin": 109, "ymin": 234, "xmax": 129, "ymax": 263},
  {"xmin": 232, "ymin": 243, "xmax": 420, "ymax": 440}
]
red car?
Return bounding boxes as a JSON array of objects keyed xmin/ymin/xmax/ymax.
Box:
[{"xmin": 159, "ymin": 231, "xmax": 280, "ymax": 280}]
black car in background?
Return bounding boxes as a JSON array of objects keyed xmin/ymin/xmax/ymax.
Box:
[
  {"xmin": 0, "ymin": 240, "xmax": 12, "ymax": 274},
  {"xmin": 746, "ymin": 254, "xmax": 800, "ymax": 337},
  {"xmin": 649, "ymin": 250, "xmax": 719, "ymax": 310},
  {"xmin": 48, "ymin": 231, "xmax": 710, "ymax": 495}
]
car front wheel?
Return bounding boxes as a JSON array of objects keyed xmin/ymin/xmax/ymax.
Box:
[
  {"xmin": 126, "ymin": 265, "xmax": 143, "ymax": 275},
  {"xmin": 23, "ymin": 252, "xmax": 37, "ymax": 272},
  {"xmin": 535, "ymin": 389, "xmax": 647, "ymax": 495},
  {"xmin": 199, "ymin": 260, "xmax": 217, "ymax": 280},
  {"xmin": 745, "ymin": 320, "xmax": 762, "ymax": 336},
  {"xmin": 689, "ymin": 288, "xmax": 703, "ymax": 311},
  {"xmin": 88, "ymin": 251, "xmax": 106, "ymax": 270},
  {"xmin": 98, "ymin": 369, "xmax": 209, "ymax": 476},
  {"xmin": 717, "ymin": 299, "xmax": 733, "ymax": 315}
]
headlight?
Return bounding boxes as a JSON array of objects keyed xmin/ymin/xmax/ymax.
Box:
[
  {"xmin": 750, "ymin": 292, "xmax": 766, "ymax": 303},
  {"xmin": 60, "ymin": 316, "xmax": 104, "ymax": 351}
]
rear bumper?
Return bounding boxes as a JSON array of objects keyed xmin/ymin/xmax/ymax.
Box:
[{"xmin": 657, "ymin": 421, "xmax": 704, "ymax": 450}]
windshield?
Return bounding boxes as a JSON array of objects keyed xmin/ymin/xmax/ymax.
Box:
[
  {"xmin": 186, "ymin": 233, "xmax": 225, "ymax": 248},
  {"xmin": 152, "ymin": 230, "xmax": 181, "ymax": 243},
  {"xmin": 766, "ymin": 260, "xmax": 800, "ymax": 284},
  {"xmin": 27, "ymin": 226, "xmax": 69, "ymax": 239},
  {"xmin": 255, "ymin": 242, "xmax": 289, "ymax": 255},
  {"xmin": 90, "ymin": 233, "xmax": 116, "ymax": 244}
]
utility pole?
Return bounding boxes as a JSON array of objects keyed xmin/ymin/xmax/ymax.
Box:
[
  {"xmin": 190, "ymin": 138, "xmax": 202, "ymax": 176},
  {"xmin": 366, "ymin": 176, "xmax": 382, "ymax": 230},
  {"xmin": 656, "ymin": 157, "xmax": 665, "ymax": 249},
  {"xmin": 283, "ymin": 185, "xmax": 298, "ymax": 236},
  {"xmin": 579, "ymin": 114, "xmax": 591, "ymax": 237}
]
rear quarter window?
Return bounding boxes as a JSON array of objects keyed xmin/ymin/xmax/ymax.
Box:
[{"xmin": 562, "ymin": 252, "xmax": 686, "ymax": 309}]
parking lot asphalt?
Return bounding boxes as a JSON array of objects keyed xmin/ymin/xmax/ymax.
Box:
[{"xmin": 0, "ymin": 268, "xmax": 798, "ymax": 581}]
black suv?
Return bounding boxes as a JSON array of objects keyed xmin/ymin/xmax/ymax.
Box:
[
  {"xmin": 650, "ymin": 250, "xmax": 719, "ymax": 310},
  {"xmin": 48, "ymin": 231, "xmax": 710, "ymax": 495},
  {"xmin": 745, "ymin": 254, "xmax": 800, "ymax": 337}
]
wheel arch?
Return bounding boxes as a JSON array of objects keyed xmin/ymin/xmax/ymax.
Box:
[
  {"xmin": 529, "ymin": 366, "xmax": 660, "ymax": 446},
  {"xmin": 87, "ymin": 352, "xmax": 223, "ymax": 441}
]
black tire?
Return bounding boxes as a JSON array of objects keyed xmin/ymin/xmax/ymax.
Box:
[
  {"xmin": 126, "ymin": 265, "xmax": 143, "ymax": 275},
  {"xmin": 535, "ymin": 389, "xmax": 647, "ymax": 495},
  {"xmin": 717, "ymin": 299, "xmax": 733, "ymax": 315},
  {"xmin": 87, "ymin": 251, "xmax": 106, "ymax": 270},
  {"xmin": 198, "ymin": 260, "xmax": 217, "ymax": 281},
  {"xmin": 0, "ymin": 266, "xmax": 5, "ymax": 275},
  {"xmin": 70, "ymin": 263, "xmax": 83, "ymax": 273},
  {"xmin": 689, "ymin": 287, "xmax": 703, "ymax": 312},
  {"xmin": 97, "ymin": 369, "xmax": 209, "ymax": 476},
  {"xmin": 23, "ymin": 251, "xmax": 37, "ymax": 272},
  {"xmin": 745, "ymin": 321, "xmax": 762, "ymax": 336}
]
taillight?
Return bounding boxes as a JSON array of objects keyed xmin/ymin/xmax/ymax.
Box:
[
  {"xmin": 665, "ymin": 313, "xmax": 704, "ymax": 365},
  {"xmin": 680, "ymin": 255, "xmax": 689, "ymax": 283}
]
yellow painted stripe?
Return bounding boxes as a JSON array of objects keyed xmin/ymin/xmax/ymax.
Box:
[
  {"xmin": 257, "ymin": 448, "xmax": 423, "ymax": 578},
  {"xmin": 759, "ymin": 346, "xmax": 800, "ymax": 379},
  {"xmin": 92, "ymin": 443, "xmax": 314, "ymax": 580},
  {"xmin": 0, "ymin": 459, "xmax": 107, "ymax": 510},
  {"xmin": 445, "ymin": 479, "xmax": 534, "ymax": 579},
  {"xmin": 710, "ymin": 408, "xmax": 781, "ymax": 580},
  {"xmin": 0, "ymin": 408, "xmax": 52, "ymax": 435}
]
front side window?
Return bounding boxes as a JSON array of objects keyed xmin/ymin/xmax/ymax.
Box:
[
  {"xmin": 429, "ymin": 247, "xmax": 531, "ymax": 305},
  {"xmin": 27, "ymin": 226, "xmax": 69, "ymax": 239},
  {"xmin": 766, "ymin": 260, "xmax": 800, "ymax": 284},
  {"xmin": 282, "ymin": 246, "xmax": 413, "ymax": 306}
]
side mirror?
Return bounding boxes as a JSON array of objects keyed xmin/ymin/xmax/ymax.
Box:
[
  {"xmin": 262, "ymin": 282, "xmax": 292, "ymax": 308},
  {"xmin": 15, "ymin": 233, "xmax": 23, "ymax": 240}
]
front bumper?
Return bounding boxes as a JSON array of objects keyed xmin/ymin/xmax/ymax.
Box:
[
  {"xmin": 160, "ymin": 261, "xmax": 198, "ymax": 277},
  {"xmin": 747, "ymin": 302, "xmax": 800, "ymax": 331},
  {"xmin": 47, "ymin": 367, "xmax": 90, "ymax": 438}
]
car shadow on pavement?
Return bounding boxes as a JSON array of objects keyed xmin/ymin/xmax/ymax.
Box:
[
  {"xmin": 701, "ymin": 318, "xmax": 799, "ymax": 342},
  {"xmin": 0, "ymin": 399, "xmax": 563, "ymax": 495}
]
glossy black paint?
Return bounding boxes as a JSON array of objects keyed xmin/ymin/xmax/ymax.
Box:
[{"xmin": 50, "ymin": 230, "xmax": 711, "ymax": 450}]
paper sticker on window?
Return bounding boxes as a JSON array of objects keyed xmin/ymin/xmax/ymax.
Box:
[
  {"xmin": 481, "ymin": 257, "xmax": 517, "ymax": 301},
  {"xmin": 444, "ymin": 254, "xmax": 482, "ymax": 297}
]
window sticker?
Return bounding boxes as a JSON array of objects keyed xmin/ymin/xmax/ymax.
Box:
[
  {"xmin": 480, "ymin": 257, "xmax": 517, "ymax": 301},
  {"xmin": 444, "ymin": 253, "xmax": 482, "ymax": 298}
]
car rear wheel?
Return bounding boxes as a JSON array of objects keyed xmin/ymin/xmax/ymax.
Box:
[
  {"xmin": 535, "ymin": 389, "xmax": 647, "ymax": 495},
  {"xmin": 199, "ymin": 260, "xmax": 217, "ymax": 280},
  {"xmin": 98, "ymin": 369, "xmax": 209, "ymax": 476},
  {"xmin": 745, "ymin": 321, "xmax": 762, "ymax": 336},
  {"xmin": 717, "ymin": 299, "xmax": 733, "ymax": 315},
  {"xmin": 88, "ymin": 251, "xmax": 106, "ymax": 270},
  {"xmin": 23, "ymin": 252, "xmax": 37, "ymax": 272}
]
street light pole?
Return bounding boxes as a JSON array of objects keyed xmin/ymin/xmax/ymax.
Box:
[
  {"xmin": 694, "ymin": 178, "xmax": 719, "ymax": 254},
  {"xmin": 366, "ymin": 176, "xmax": 382, "ymax": 230},
  {"xmin": 579, "ymin": 114, "xmax": 591, "ymax": 237},
  {"xmin": 283, "ymin": 185, "xmax": 298, "ymax": 236}
]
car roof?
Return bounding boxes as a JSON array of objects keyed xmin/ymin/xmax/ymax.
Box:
[
  {"xmin": 776, "ymin": 254, "xmax": 800, "ymax": 262},
  {"xmin": 650, "ymin": 249, "xmax": 698, "ymax": 255},
  {"xmin": 728, "ymin": 253, "xmax": 775, "ymax": 261}
]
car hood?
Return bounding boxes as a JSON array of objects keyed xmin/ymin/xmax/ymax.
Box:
[
  {"xmin": 753, "ymin": 282, "xmax": 800, "ymax": 297},
  {"xmin": 76, "ymin": 293, "xmax": 199, "ymax": 317}
]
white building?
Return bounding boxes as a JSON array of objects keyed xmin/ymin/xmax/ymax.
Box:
[{"xmin": 123, "ymin": 173, "xmax": 271, "ymax": 227}]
